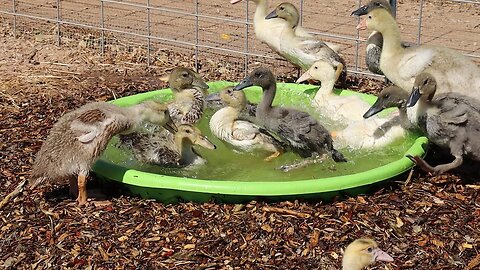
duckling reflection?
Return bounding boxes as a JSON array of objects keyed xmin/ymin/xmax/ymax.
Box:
[{"xmin": 120, "ymin": 124, "xmax": 216, "ymax": 168}]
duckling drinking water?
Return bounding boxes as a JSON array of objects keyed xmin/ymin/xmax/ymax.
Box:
[
  {"xmin": 120, "ymin": 124, "xmax": 216, "ymax": 167},
  {"xmin": 405, "ymin": 73, "xmax": 480, "ymax": 174},
  {"xmin": 208, "ymin": 87, "xmax": 283, "ymax": 160},
  {"xmin": 30, "ymin": 101, "xmax": 176, "ymax": 205},
  {"xmin": 234, "ymin": 67, "xmax": 347, "ymax": 171}
]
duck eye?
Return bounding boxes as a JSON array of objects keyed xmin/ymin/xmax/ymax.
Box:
[
  {"xmin": 182, "ymin": 73, "xmax": 188, "ymax": 78},
  {"xmin": 314, "ymin": 66, "xmax": 318, "ymax": 69},
  {"xmin": 384, "ymin": 94, "xmax": 389, "ymax": 98},
  {"xmin": 368, "ymin": 15, "xmax": 372, "ymax": 19},
  {"xmin": 375, "ymin": 2, "xmax": 381, "ymax": 6},
  {"xmin": 227, "ymin": 89, "xmax": 232, "ymax": 94},
  {"xmin": 185, "ymin": 129, "xmax": 191, "ymax": 134},
  {"xmin": 367, "ymin": 247, "xmax": 373, "ymax": 253}
]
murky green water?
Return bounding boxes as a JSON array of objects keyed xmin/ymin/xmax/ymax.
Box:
[{"xmin": 100, "ymin": 83, "xmax": 419, "ymax": 182}]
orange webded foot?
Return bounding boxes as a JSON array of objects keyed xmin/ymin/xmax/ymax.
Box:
[{"xmin": 76, "ymin": 174, "xmax": 88, "ymax": 205}]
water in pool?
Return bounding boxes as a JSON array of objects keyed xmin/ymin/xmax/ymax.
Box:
[{"xmin": 100, "ymin": 83, "xmax": 419, "ymax": 182}]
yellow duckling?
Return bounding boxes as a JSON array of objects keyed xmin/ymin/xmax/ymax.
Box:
[
  {"xmin": 208, "ymin": 87, "xmax": 283, "ymax": 161},
  {"xmin": 342, "ymin": 238, "xmax": 394, "ymax": 270},
  {"xmin": 30, "ymin": 101, "xmax": 176, "ymax": 205}
]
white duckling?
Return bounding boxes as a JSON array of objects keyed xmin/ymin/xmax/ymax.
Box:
[
  {"xmin": 30, "ymin": 101, "xmax": 176, "ymax": 205},
  {"xmin": 297, "ymin": 60, "xmax": 370, "ymax": 122},
  {"xmin": 352, "ymin": 0, "xmax": 480, "ymax": 97},
  {"xmin": 208, "ymin": 87, "xmax": 283, "ymax": 161},
  {"xmin": 342, "ymin": 238, "xmax": 394, "ymax": 270},
  {"xmin": 265, "ymin": 2, "xmax": 346, "ymax": 83},
  {"xmin": 230, "ymin": 0, "xmax": 341, "ymax": 53}
]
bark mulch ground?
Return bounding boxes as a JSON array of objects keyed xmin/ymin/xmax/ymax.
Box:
[{"xmin": 0, "ymin": 27, "xmax": 479, "ymax": 270}]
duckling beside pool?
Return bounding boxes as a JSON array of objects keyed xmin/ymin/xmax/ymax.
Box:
[
  {"xmin": 120, "ymin": 124, "xmax": 216, "ymax": 168},
  {"xmin": 208, "ymin": 87, "xmax": 283, "ymax": 161},
  {"xmin": 234, "ymin": 67, "xmax": 347, "ymax": 171}
]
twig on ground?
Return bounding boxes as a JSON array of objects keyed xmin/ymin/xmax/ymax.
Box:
[
  {"xmin": 0, "ymin": 179, "xmax": 27, "ymax": 210},
  {"xmin": 262, "ymin": 206, "xmax": 311, "ymax": 218}
]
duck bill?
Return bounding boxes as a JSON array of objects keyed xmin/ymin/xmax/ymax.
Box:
[
  {"xmin": 363, "ymin": 99, "xmax": 384, "ymax": 118},
  {"xmin": 193, "ymin": 77, "xmax": 209, "ymax": 90},
  {"xmin": 356, "ymin": 17, "xmax": 368, "ymax": 30},
  {"xmin": 163, "ymin": 118, "xmax": 178, "ymax": 134},
  {"xmin": 406, "ymin": 86, "xmax": 421, "ymax": 107},
  {"xmin": 205, "ymin": 92, "xmax": 221, "ymax": 102},
  {"xmin": 296, "ymin": 71, "xmax": 313, "ymax": 83},
  {"xmin": 265, "ymin": 10, "xmax": 278, "ymax": 20},
  {"xmin": 233, "ymin": 78, "xmax": 253, "ymax": 91},
  {"xmin": 230, "ymin": 0, "xmax": 242, "ymax": 4},
  {"xmin": 373, "ymin": 248, "xmax": 394, "ymax": 262},
  {"xmin": 351, "ymin": 5, "xmax": 368, "ymax": 16},
  {"xmin": 197, "ymin": 136, "xmax": 216, "ymax": 150}
]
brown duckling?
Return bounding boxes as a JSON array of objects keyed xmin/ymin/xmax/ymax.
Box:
[
  {"xmin": 120, "ymin": 124, "xmax": 216, "ymax": 167},
  {"xmin": 208, "ymin": 87, "xmax": 283, "ymax": 160},
  {"xmin": 167, "ymin": 67, "xmax": 209, "ymax": 125},
  {"xmin": 30, "ymin": 101, "xmax": 176, "ymax": 205},
  {"xmin": 405, "ymin": 73, "xmax": 480, "ymax": 174},
  {"xmin": 342, "ymin": 238, "xmax": 394, "ymax": 270},
  {"xmin": 234, "ymin": 67, "xmax": 347, "ymax": 171}
]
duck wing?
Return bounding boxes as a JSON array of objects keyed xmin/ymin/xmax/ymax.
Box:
[
  {"xmin": 232, "ymin": 120, "xmax": 258, "ymax": 141},
  {"xmin": 70, "ymin": 108, "xmax": 130, "ymax": 144},
  {"xmin": 397, "ymin": 48, "xmax": 435, "ymax": 81},
  {"xmin": 295, "ymin": 38, "xmax": 343, "ymax": 65}
]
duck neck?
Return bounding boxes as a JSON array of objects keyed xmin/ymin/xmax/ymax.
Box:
[
  {"xmin": 342, "ymin": 256, "xmax": 365, "ymax": 270},
  {"xmin": 258, "ymin": 83, "xmax": 276, "ymax": 118},
  {"xmin": 175, "ymin": 137, "xmax": 198, "ymax": 164},
  {"xmin": 315, "ymin": 78, "xmax": 335, "ymax": 102},
  {"xmin": 379, "ymin": 16, "xmax": 404, "ymax": 57},
  {"xmin": 126, "ymin": 103, "xmax": 150, "ymax": 128},
  {"xmin": 253, "ymin": 0, "xmax": 268, "ymax": 23}
]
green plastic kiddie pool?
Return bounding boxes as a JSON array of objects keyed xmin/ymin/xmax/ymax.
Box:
[{"xmin": 92, "ymin": 81, "xmax": 427, "ymax": 203}]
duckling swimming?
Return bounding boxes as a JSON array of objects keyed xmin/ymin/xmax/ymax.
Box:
[
  {"xmin": 234, "ymin": 67, "xmax": 347, "ymax": 171},
  {"xmin": 208, "ymin": 87, "xmax": 283, "ymax": 160},
  {"xmin": 30, "ymin": 101, "xmax": 176, "ymax": 205},
  {"xmin": 342, "ymin": 238, "xmax": 394, "ymax": 270},
  {"xmin": 405, "ymin": 73, "xmax": 480, "ymax": 174},
  {"xmin": 265, "ymin": 2, "xmax": 346, "ymax": 84},
  {"xmin": 120, "ymin": 124, "xmax": 216, "ymax": 167},
  {"xmin": 167, "ymin": 67, "xmax": 209, "ymax": 125}
]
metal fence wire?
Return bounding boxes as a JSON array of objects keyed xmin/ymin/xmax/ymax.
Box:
[{"xmin": 1, "ymin": 0, "xmax": 479, "ymax": 77}]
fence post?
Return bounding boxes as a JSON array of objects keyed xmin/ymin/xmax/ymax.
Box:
[
  {"xmin": 147, "ymin": 0, "xmax": 151, "ymax": 66},
  {"xmin": 194, "ymin": 0, "xmax": 199, "ymax": 71},
  {"xmin": 299, "ymin": 0, "xmax": 303, "ymax": 27},
  {"xmin": 56, "ymin": 0, "xmax": 61, "ymax": 46},
  {"xmin": 12, "ymin": 0, "xmax": 16, "ymax": 38},
  {"xmin": 417, "ymin": 0, "xmax": 424, "ymax": 45},
  {"xmin": 354, "ymin": 0, "xmax": 361, "ymax": 71},
  {"xmin": 100, "ymin": 0, "xmax": 105, "ymax": 55},
  {"xmin": 244, "ymin": 0, "xmax": 249, "ymax": 75}
]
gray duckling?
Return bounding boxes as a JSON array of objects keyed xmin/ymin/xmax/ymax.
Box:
[
  {"xmin": 30, "ymin": 101, "xmax": 176, "ymax": 205},
  {"xmin": 405, "ymin": 73, "xmax": 480, "ymax": 174},
  {"xmin": 120, "ymin": 124, "xmax": 216, "ymax": 167},
  {"xmin": 234, "ymin": 67, "xmax": 347, "ymax": 171}
]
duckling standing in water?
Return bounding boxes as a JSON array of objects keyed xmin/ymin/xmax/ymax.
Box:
[
  {"xmin": 208, "ymin": 87, "xmax": 283, "ymax": 161},
  {"xmin": 120, "ymin": 124, "xmax": 216, "ymax": 167},
  {"xmin": 405, "ymin": 73, "xmax": 480, "ymax": 174},
  {"xmin": 166, "ymin": 67, "xmax": 209, "ymax": 125},
  {"xmin": 30, "ymin": 101, "xmax": 176, "ymax": 205},
  {"xmin": 265, "ymin": 2, "xmax": 347, "ymax": 85},
  {"xmin": 342, "ymin": 238, "xmax": 394, "ymax": 270},
  {"xmin": 234, "ymin": 67, "xmax": 347, "ymax": 171}
]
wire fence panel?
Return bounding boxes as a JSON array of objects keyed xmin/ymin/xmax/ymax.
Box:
[{"xmin": 0, "ymin": 0, "xmax": 479, "ymax": 77}]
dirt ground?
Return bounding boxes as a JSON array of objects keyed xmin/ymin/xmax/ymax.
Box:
[{"xmin": 1, "ymin": 11, "xmax": 480, "ymax": 270}]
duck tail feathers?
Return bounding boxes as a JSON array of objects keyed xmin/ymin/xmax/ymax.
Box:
[{"xmin": 331, "ymin": 149, "xmax": 347, "ymax": 163}]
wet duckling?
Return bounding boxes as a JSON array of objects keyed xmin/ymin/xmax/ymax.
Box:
[
  {"xmin": 405, "ymin": 73, "xmax": 480, "ymax": 174},
  {"xmin": 266, "ymin": 2, "xmax": 346, "ymax": 84},
  {"xmin": 230, "ymin": 0, "xmax": 341, "ymax": 53},
  {"xmin": 30, "ymin": 101, "xmax": 176, "ymax": 205},
  {"xmin": 208, "ymin": 87, "xmax": 283, "ymax": 160},
  {"xmin": 205, "ymin": 91, "xmax": 257, "ymax": 118},
  {"xmin": 352, "ymin": 0, "xmax": 480, "ymax": 97},
  {"xmin": 363, "ymin": 85, "xmax": 411, "ymax": 129},
  {"xmin": 167, "ymin": 67, "xmax": 209, "ymax": 125},
  {"xmin": 120, "ymin": 124, "xmax": 216, "ymax": 167},
  {"xmin": 297, "ymin": 60, "xmax": 370, "ymax": 122},
  {"xmin": 234, "ymin": 67, "xmax": 347, "ymax": 171},
  {"xmin": 342, "ymin": 238, "xmax": 394, "ymax": 270}
]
